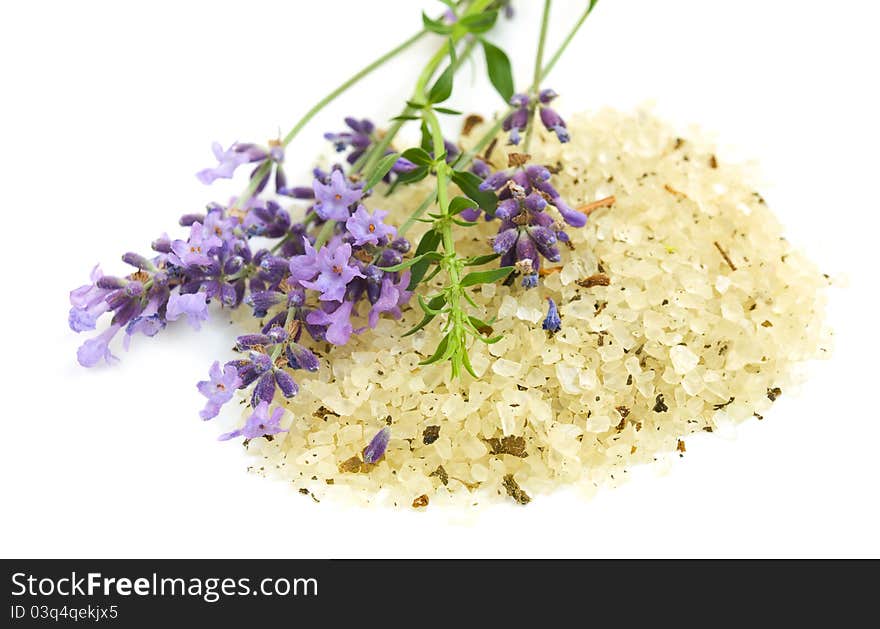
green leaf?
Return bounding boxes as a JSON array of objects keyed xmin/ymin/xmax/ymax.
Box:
[
  {"xmin": 362, "ymin": 152, "xmax": 400, "ymax": 191},
  {"xmin": 401, "ymin": 147, "xmax": 433, "ymax": 166},
  {"xmin": 420, "ymin": 332, "xmax": 451, "ymax": 365},
  {"xmin": 422, "ymin": 11, "xmax": 452, "ymax": 34},
  {"xmin": 433, "ymin": 106, "xmax": 462, "ymax": 115},
  {"xmin": 395, "ymin": 165, "xmax": 429, "ymax": 185},
  {"xmin": 461, "ymin": 347, "xmax": 478, "ymax": 378},
  {"xmin": 452, "ymin": 217, "xmax": 478, "ymax": 227},
  {"xmin": 408, "ymin": 229, "xmax": 442, "ymax": 289},
  {"xmin": 390, "ymin": 114, "xmax": 420, "ymax": 122},
  {"xmin": 418, "ymin": 293, "xmax": 446, "ymax": 315},
  {"xmin": 459, "ymin": 266, "xmax": 514, "ymax": 287},
  {"xmin": 380, "ymin": 251, "xmax": 443, "ymax": 273},
  {"xmin": 405, "ymin": 100, "xmax": 425, "ymax": 110},
  {"xmin": 448, "ymin": 195, "xmax": 478, "ymax": 215},
  {"xmin": 460, "ymin": 11, "xmax": 498, "ymax": 34},
  {"xmin": 480, "ymin": 39, "xmax": 514, "ymax": 103},
  {"xmin": 403, "ymin": 294, "xmax": 446, "ymax": 337},
  {"xmin": 451, "ymin": 170, "xmax": 498, "ymax": 214},
  {"xmin": 464, "ymin": 253, "xmax": 500, "ymax": 266},
  {"xmin": 427, "ymin": 40, "xmax": 456, "ymax": 104}
]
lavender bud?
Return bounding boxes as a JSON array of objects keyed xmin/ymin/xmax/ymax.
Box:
[
  {"xmin": 179, "ymin": 213, "xmax": 205, "ymax": 227},
  {"xmin": 286, "ymin": 343, "xmax": 320, "ymax": 372},
  {"xmin": 527, "ymin": 225, "xmax": 557, "ymax": 248},
  {"xmin": 542, "ymin": 298, "xmax": 562, "ymax": 332},
  {"xmin": 97, "ymin": 276, "xmax": 127, "ymax": 290},
  {"xmin": 509, "ymin": 93, "xmax": 530, "ymax": 108},
  {"xmin": 479, "ymin": 171, "xmax": 511, "ymax": 192},
  {"xmin": 525, "ymin": 165, "xmax": 551, "ymax": 183},
  {"xmin": 493, "ymin": 228, "xmax": 519, "ymax": 254},
  {"xmin": 266, "ymin": 326, "xmax": 288, "ymax": 345},
  {"xmin": 552, "ymin": 198, "xmax": 587, "ymax": 228},
  {"xmin": 219, "ymin": 282, "xmax": 238, "ymax": 306},
  {"xmin": 379, "ymin": 249, "xmax": 402, "ymax": 268},
  {"xmin": 274, "ymin": 369, "xmax": 299, "ymax": 398},
  {"xmin": 250, "ymin": 352, "xmax": 273, "ymax": 374},
  {"xmin": 251, "ymin": 372, "xmax": 276, "ymax": 407},
  {"xmin": 286, "ymin": 288, "xmax": 306, "ymax": 308},
  {"xmin": 363, "ymin": 427, "xmax": 391, "ymax": 464},
  {"xmin": 151, "ymin": 233, "xmax": 172, "ymax": 253},
  {"xmin": 470, "ymin": 158, "xmax": 491, "ymax": 179},
  {"xmin": 521, "ymin": 273, "xmax": 539, "ymax": 289},
  {"xmin": 122, "ymin": 252, "xmax": 152, "ymax": 270},
  {"xmin": 524, "ymin": 193, "xmax": 548, "ymax": 213},
  {"xmin": 538, "ymin": 88, "xmax": 558, "ymax": 104},
  {"xmin": 495, "ymin": 199, "xmax": 519, "ymax": 221},
  {"xmin": 236, "ymin": 334, "xmax": 271, "ymax": 350},
  {"xmin": 223, "ymin": 255, "xmax": 244, "ymax": 275},
  {"xmin": 390, "ymin": 237, "xmax": 411, "ymax": 253},
  {"xmin": 288, "ymin": 186, "xmax": 316, "ymax": 199}
]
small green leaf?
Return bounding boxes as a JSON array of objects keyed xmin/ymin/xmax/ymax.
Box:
[
  {"xmin": 418, "ymin": 293, "xmax": 446, "ymax": 315},
  {"xmin": 451, "ymin": 170, "xmax": 498, "ymax": 214},
  {"xmin": 379, "ymin": 251, "xmax": 442, "ymax": 273},
  {"xmin": 420, "ymin": 333, "xmax": 451, "ymax": 365},
  {"xmin": 480, "ymin": 39, "xmax": 514, "ymax": 103},
  {"xmin": 395, "ymin": 165, "xmax": 429, "ymax": 185},
  {"xmin": 408, "ymin": 229, "xmax": 442, "ymax": 289},
  {"xmin": 459, "ymin": 266, "xmax": 514, "ymax": 287},
  {"xmin": 449, "ymin": 195, "xmax": 478, "ymax": 215},
  {"xmin": 401, "ymin": 147, "xmax": 433, "ymax": 166},
  {"xmin": 433, "ymin": 106, "xmax": 462, "ymax": 115},
  {"xmin": 459, "ymin": 11, "xmax": 498, "ymax": 34},
  {"xmin": 451, "ymin": 217, "xmax": 478, "ymax": 227},
  {"xmin": 405, "ymin": 100, "xmax": 425, "ymax": 110},
  {"xmin": 427, "ymin": 40, "xmax": 456, "ymax": 104},
  {"xmin": 390, "ymin": 114, "xmax": 420, "ymax": 122},
  {"xmin": 362, "ymin": 152, "xmax": 400, "ymax": 191},
  {"xmin": 464, "ymin": 253, "xmax": 500, "ymax": 266},
  {"xmin": 422, "ymin": 11, "xmax": 452, "ymax": 34},
  {"xmin": 403, "ymin": 295, "xmax": 446, "ymax": 337}
]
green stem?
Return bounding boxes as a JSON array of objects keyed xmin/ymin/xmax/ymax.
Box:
[
  {"xmin": 523, "ymin": 0, "xmax": 552, "ymax": 152},
  {"xmin": 540, "ymin": 0, "xmax": 599, "ymax": 80},
  {"xmin": 281, "ymin": 30, "xmax": 426, "ymax": 148}
]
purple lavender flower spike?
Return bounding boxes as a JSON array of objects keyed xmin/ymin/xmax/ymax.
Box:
[
  {"xmin": 196, "ymin": 142, "xmax": 266, "ymax": 185},
  {"xmin": 298, "ymin": 242, "xmax": 364, "ymax": 302},
  {"xmin": 346, "ymin": 206, "xmax": 396, "ymax": 246},
  {"xmin": 542, "ymin": 298, "xmax": 562, "ymax": 332},
  {"xmin": 165, "ymin": 292, "xmax": 209, "ymax": 330},
  {"xmin": 218, "ymin": 402, "xmax": 287, "ymax": 442},
  {"xmin": 363, "ymin": 426, "xmax": 391, "ymax": 464},
  {"xmin": 313, "ymin": 169, "xmax": 361, "ymax": 221},
  {"xmin": 197, "ymin": 361, "xmax": 242, "ymax": 420},
  {"xmin": 306, "ymin": 301, "xmax": 354, "ymax": 346},
  {"xmin": 76, "ymin": 324, "xmax": 121, "ymax": 367}
]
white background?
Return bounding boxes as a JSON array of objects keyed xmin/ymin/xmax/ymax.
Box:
[{"xmin": 2, "ymin": 0, "xmax": 878, "ymax": 558}]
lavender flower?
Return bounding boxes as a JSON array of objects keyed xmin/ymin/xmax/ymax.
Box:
[
  {"xmin": 218, "ymin": 401, "xmax": 287, "ymax": 442},
  {"xmin": 76, "ymin": 324, "xmax": 121, "ymax": 367},
  {"xmin": 363, "ymin": 426, "xmax": 391, "ymax": 464},
  {"xmin": 537, "ymin": 89, "xmax": 569, "ymax": 143},
  {"xmin": 165, "ymin": 292, "xmax": 209, "ymax": 330},
  {"xmin": 306, "ymin": 300, "xmax": 355, "ymax": 346},
  {"xmin": 197, "ymin": 361, "xmax": 242, "ymax": 420},
  {"xmin": 542, "ymin": 297, "xmax": 561, "ymax": 332},
  {"xmin": 346, "ymin": 206, "xmax": 396, "ymax": 246},
  {"xmin": 196, "ymin": 142, "xmax": 266, "ymax": 185},
  {"xmin": 296, "ymin": 241, "xmax": 364, "ymax": 302},
  {"xmin": 313, "ymin": 169, "xmax": 361, "ymax": 221}
]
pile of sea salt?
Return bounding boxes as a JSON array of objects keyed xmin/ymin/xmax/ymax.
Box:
[{"xmin": 230, "ymin": 108, "xmax": 833, "ymax": 507}]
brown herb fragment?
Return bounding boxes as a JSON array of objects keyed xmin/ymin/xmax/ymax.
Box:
[
  {"xmin": 577, "ymin": 273, "xmax": 611, "ymax": 288},
  {"xmin": 577, "ymin": 195, "xmax": 615, "ymax": 216},
  {"xmin": 713, "ymin": 397, "xmax": 735, "ymax": 410},
  {"xmin": 485, "ymin": 435, "xmax": 528, "ymax": 458},
  {"xmin": 483, "ymin": 137, "xmax": 498, "ymax": 161},
  {"xmin": 677, "ymin": 439, "xmax": 687, "ymax": 453},
  {"xmin": 461, "ymin": 114, "xmax": 484, "ymax": 136},
  {"xmin": 502, "ymin": 474, "xmax": 531, "ymax": 505},
  {"xmin": 412, "ymin": 494, "xmax": 429, "ymax": 508},
  {"xmin": 507, "ymin": 152, "xmax": 530, "ymax": 167},
  {"xmin": 664, "ymin": 183, "xmax": 689, "ymax": 199},
  {"xmin": 422, "ymin": 425, "xmax": 441, "ymax": 445},
  {"xmin": 767, "ymin": 387, "xmax": 782, "ymax": 401},
  {"xmin": 653, "ymin": 394, "xmax": 668, "ymax": 413},
  {"xmin": 338, "ymin": 456, "xmax": 365, "ymax": 474},
  {"xmin": 709, "ymin": 154, "xmax": 718, "ymax": 169},
  {"xmin": 313, "ymin": 406, "xmax": 339, "ymax": 420},
  {"xmin": 761, "ymin": 320, "xmax": 773, "ymax": 327},
  {"xmin": 594, "ymin": 301, "xmax": 607, "ymax": 316},
  {"xmin": 430, "ymin": 465, "xmax": 449, "ymax": 486},
  {"xmin": 703, "ymin": 426, "xmax": 714, "ymax": 433},
  {"xmin": 713, "ymin": 241, "xmax": 737, "ymax": 271}
]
